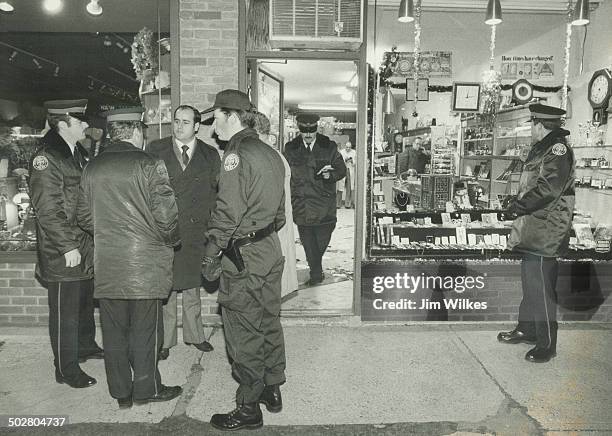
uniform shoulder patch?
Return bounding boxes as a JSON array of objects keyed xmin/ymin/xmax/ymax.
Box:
[
  {"xmin": 32, "ymin": 155, "xmax": 49, "ymax": 171},
  {"xmin": 224, "ymin": 153, "xmax": 240, "ymax": 171},
  {"xmin": 551, "ymin": 143, "xmax": 567, "ymax": 156},
  {"xmin": 156, "ymin": 161, "xmax": 169, "ymax": 178}
]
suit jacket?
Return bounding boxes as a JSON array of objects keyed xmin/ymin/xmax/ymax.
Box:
[{"xmin": 147, "ymin": 136, "xmax": 221, "ymax": 290}]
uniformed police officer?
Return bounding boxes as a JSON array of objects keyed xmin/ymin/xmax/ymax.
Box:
[
  {"xmin": 76, "ymin": 107, "xmax": 182, "ymax": 408},
  {"xmin": 29, "ymin": 99, "xmax": 103, "ymax": 389},
  {"xmin": 201, "ymin": 90, "xmax": 286, "ymax": 431},
  {"xmin": 283, "ymin": 113, "xmax": 346, "ymax": 285},
  {"xmin": 499, "ymin": 103, "xmax": 575, "ymax": 363}
]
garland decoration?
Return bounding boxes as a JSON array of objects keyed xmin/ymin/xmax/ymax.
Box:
[
  {"xmin": 481, "ymin": 25, "xmax": 502, "ymax": 122},
  {"xmin": 379, "ymin": 46, "xmax": 399, "ymax": 87},
  {"xmin": 561, "ymin": 1, "xmax": 573, "ymax": 113},
  {"xmin": 385, "ymin": 82, "xmax": 569, "ymax": 93},
  {"xmin": 131, "ymin": 27, "xmax": 159, "ymax": 81},
  {"xmin": 412, "ymin": 0, "xmax": 422, "ymax": 116}
]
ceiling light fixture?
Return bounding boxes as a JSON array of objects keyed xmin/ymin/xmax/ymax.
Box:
[
  {"xmin": 86, "ymin": 0, "xmax": 103, "ymax": 16},
  {"xmin": 8, "ymin": 51, "xmax": 17, "ymax": 61},
  {"xmin": 0, "ymin": 1, "xmax": 14, "ymax": 12},
  {"xmin": 572, "ymin": 0, "xmax": 590, "ymax": 25},
  {"xmin": 297, "ymin": 103, "xmax": 358, "ymax": 112},
  {"xmin": 54, "ymin": 65, "xmax": 60, "ymax": 77},
  {"xmin": 397, "ymin": 0, "xmax": 414, "ymax": 23},
  {"xmin": 32, "ymin": 58, "xmax": 43, "ymax": 69},
  {"xmin": 485, "ymin": 0, "xmax": 502, "ymax": 25},
  {"xmin": 382, "ymin": 86, "xmax": 395, "ymax": 114},
  {"xmin": 43, "ymin": 0, "xmax": 63, "ymax": 14}
]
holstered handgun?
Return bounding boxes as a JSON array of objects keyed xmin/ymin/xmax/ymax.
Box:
[{"xmin": 223, "ymin": 239, "xmax": 245, "ymax": 272}]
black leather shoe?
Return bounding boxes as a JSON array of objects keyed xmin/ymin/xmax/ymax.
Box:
[
  {"xmin": 158, "ymin": 348, "xmax": 170, "ymax": 361},
  {"xmin": 306, "ymin": 275, "xmax": 324, "ymax": 286},
  {"xmin": 497, "ymin": 328, "xmax": 536, "ymax": 344},
  {"xmin": 188, "ymin": 341, "xmax": 214, "ymax": 352},
  {"xmin": 259, "ymin": 384, "xmax": 282, "ymax": 413},
  {"xmin": 133, "ymin": 385, "xmax": 182, "ymax": 404},
  {"xmin": 117, "ymin": 396, "xmax": 133, "ymax": 409},
  {"xmin": 78, "ymin": 348, "xmax": 104, "ymax": 363},
  {"xmin": 525, "ymin": 346, "xmax": 556, "ymax": 363},
  {"xmin": 210, "ymin": 403, "xmax": 263, "ymax": 431},
  {"xmin": 55, "ymin": 371, "xmax": 97, "ymax": 389}
]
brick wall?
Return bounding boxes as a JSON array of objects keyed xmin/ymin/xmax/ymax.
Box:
[
  {"xmin": 0, "ymin": 262, "xmax": 48, "ymax": 326},
  {"xmin": 178, "ymin": 0, "xmax": 239, "ymax": 110}
]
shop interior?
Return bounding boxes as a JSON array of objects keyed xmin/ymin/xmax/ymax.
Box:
[
  {"xmin": 366, "ymin": 0, "xmax": 612, "ymax": 263},
  {"xmin": 248, "ymin": 58, "xmax": 358, "ymax": 315}
]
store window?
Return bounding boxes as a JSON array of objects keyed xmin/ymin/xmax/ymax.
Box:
[{"xmin": 0, "ymin": 0, "xmax": 172, "ymax": 252}]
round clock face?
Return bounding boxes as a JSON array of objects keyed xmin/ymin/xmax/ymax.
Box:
[
  {"xmin": 590, "ymin": 74, "xmax": 610, "ymax": 106},
  {"xmin": 393, "ymin": 133, "xmax": 403, "ymax": 145}
]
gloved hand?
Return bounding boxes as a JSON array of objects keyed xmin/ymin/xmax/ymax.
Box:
[{"xmin": 202, "ymin": 254, "xmax": 222, "ymax": 282}]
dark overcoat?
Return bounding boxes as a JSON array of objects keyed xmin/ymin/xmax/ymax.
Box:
[{"xmin": 147, "ymin": 137, "xmax": 220, "ymax": 290}]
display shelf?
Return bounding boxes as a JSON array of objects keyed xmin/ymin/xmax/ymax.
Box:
[
  {"xmin": 145, "ymin": 121, "xmax": 171, "ymax": 126},
  {"xmin": 572, "ymin": 145, "xmax": 612, "ymax": 149},
  {"xmin": 462, "ymin": 155, "xmax": 520, "ymax": 160},
  {"xmin": 140, "ymin": 86, "xmax": 171, "ymax": 96}
]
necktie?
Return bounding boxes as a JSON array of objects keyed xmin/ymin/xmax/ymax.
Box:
[
  {"xmin": 73, "ymin": 146, "xmax": 84, "ymax": 169},
  {"xmin": 181, "ymin": 145, "xmax": 189, "ymax": 166}
]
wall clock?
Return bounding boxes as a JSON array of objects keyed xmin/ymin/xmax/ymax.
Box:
[
  {"xmin": 588, "ymin": 68, "xmax": 612, "ymax": 109},
  {"xmin": 593, "ymin": 108, "xmax": 608, "ymax": 125},
  {"xmin": 452, "ymin": 82, "xmax": 481, "ymax": 112},
  {"xmin": 512, "ymin": 79, "xmax": 533, "ymax": 105}
]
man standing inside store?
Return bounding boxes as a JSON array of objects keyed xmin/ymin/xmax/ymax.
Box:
[
  {"xmin": 147, "ymin": 105, "xmax": 220, "ymax": 361},
  {"xmin": 77, "ymin": 107, "xmax": 182, "ymax": 408},
  {"xmin": 398, "ymin": 136, "xmax": 430, "ymax": 174},
  {"xmin": 284, "ymin": 113, "xmax": 346, "ymax": 285},
  {"xmin": 498, "ymin": 103, "xmax": 575, "ymax": 363},
  {"xmin": 200, "ymin": 89, "xmax": 286, "ymax": 431},
  {"xmin": 29, "ymin": 99, "xmax": 103, "ymax": 389}
]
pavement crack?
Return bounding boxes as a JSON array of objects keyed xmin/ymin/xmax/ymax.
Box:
[{"xmin": 450, "ymin": 327, "xmax": 546, "ymax": 435}]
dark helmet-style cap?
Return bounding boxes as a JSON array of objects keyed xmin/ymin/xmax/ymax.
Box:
[
  {"xmin": 200, "ymin": 113, "xmax": 215, "ymax": 125},
  {"xmin": 529, "ymin": 103, "xmax": 566, "ymax": 120},
  {"xmin": 44, "ymin": 99, "xmax": 88, "ymax": 121},
  {"xmin": 201, "ymin": 89, "xmax": 252, "ymax": 114},
  {"xmin": 101, "ymin": 107, "xmax": 145, "ymax": 123},
  {"xmin": 296, "ymin": 113, "xmax": 319, "ymax": 133}
]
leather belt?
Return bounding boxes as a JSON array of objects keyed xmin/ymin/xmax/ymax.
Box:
[{"xmin": 232, "ymin": 222, "xmax": 276, "ymax": 249}]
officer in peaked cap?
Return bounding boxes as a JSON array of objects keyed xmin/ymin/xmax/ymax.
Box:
[
  {"xmin": 200, "ymin": 88, "xmax": 286, "ymax": 430},
  {"xmin": 30, "ymin": 99, "xmax": 103, "ymax": 389},
  {"xmin": 500, "ymin": 102, "xmax": 575, "ymax": 363},
  {"xmin": 77, "ymin": 105, "xmax": 182, "ymax": 408},
  {"xmin": 284, "ymin": 113, "xmax": 346, "ymax": 286}
]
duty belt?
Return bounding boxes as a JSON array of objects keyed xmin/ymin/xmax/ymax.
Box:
[{"xmin": 232, "ymin": 222, "xmax": 276, "ymax": 248}]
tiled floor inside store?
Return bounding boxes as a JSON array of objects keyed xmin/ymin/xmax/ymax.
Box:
[{"xmin": 281, "ymin": 207, "xmax": 355, "ymax": 316}]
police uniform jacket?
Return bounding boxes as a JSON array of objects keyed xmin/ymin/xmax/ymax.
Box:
[
  {"xmin": 76, "ymin": 141, "xmax": 180, "ymax": 299},
  {"xmin": 29, "ymin": 129, "xmax": 94, "ymax": 282},
  {"xmin": 284, "ymin": 133, "xmax": 347, "ymax": 226},
  {"xmin": 507, "ymin": 128, "xmax": 575, "ymax": 257},
  {"xmin": 147, "ymin": 137, "xmax": 220, "ymax": 290}
]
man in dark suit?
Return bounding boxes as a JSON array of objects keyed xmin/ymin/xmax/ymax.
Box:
[{"xmin": 147, "ymin": 105, "xmax": 221, "ymax": 360}]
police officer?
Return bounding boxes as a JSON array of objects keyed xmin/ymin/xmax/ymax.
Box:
[
  {"xmin": 76, "ymin": 107, "xmax": 182, "ymax": 408},
  {"xmin": 29, "ymin": 99, "xmax": 103, "ymax": 389},
  {"xmin": 284, "ymin": 113, "xmax": 346, "ymax": 285},
  {"xmin": 201, "ymin": 90, "xmax": 286, "ymax": 431},
  {"xmin": 498, "ymin": 103, "xmax": 575, "ymax": 363}
]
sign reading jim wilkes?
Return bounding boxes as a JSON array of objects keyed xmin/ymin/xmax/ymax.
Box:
[{"xmin": 361, "ymin": 263, "xmax": 492, "ymax": 321}]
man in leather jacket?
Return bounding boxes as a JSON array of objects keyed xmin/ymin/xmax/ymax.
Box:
[
  {"xmin": 284, "ymin": 113, "xmax": 346, "ymax": 285},
  {"xmin": 498, "ymin": 103, "xmax": 575, "ymax": 363},
  {"xmin": 77, "ymin": 107, "xmax": 182, "ymax": 408},
  {"xmin": 29, "ymin": 99, "xmax": 103, "ymax": 390}
]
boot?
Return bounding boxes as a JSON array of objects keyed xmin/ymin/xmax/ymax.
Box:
[
  {"xmin": 259, "ymin": 384, "xmax": 282, "ymax": 413},
  {"xmin": 497, "ymin": 327, "xmax": 536, "ymax": 344},
  {"xmin": 210, "ymin": 402, "xmax": 263, "ymax": 431}
]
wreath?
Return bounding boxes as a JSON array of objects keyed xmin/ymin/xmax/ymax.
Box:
[{"xmin": 131, "ymin": 27, "xmax": 159, "ymax": 81}]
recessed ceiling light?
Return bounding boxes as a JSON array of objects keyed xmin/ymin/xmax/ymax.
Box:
[
  {"xmin": 86, "ymin": 0, "xmax": 103, "ymax": 16},
  {"xmin": 43, "ymin": 0, "xmax": 63, "ymax": 14},
  {"xmin": 0, "ymin": 2, "xmax": 14, "ymax": 12}
]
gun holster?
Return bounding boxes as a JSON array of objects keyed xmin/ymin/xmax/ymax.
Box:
[{"xmin": 223, "ymin": 240, "xmax": 245, "ymax": 272}]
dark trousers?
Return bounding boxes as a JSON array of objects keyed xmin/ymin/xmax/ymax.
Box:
[
  {"xmin": 220, "ymin": 256, "xmax": 286, "ymax": 405},
  {"xmin": 47, "ymin": 279, "xmax": 97, "ymax": 378},
  {"xmin": 99, "ymin": 299, "xmax": 163, "ymax": 400},
  {"xmin": 517, "ymin": 253, "xmax": 559, "ymax": 350},
  {"xmin": 297, "ymin": 222, "xmax": 336, "ymax": 280}
]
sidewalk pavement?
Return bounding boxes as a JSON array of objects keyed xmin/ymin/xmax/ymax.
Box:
[{"xmin": 1, "ymin": 322, "xmax": 611, "ymax": 435}]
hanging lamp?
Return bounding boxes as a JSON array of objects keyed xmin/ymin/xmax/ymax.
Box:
[
  {"xmin": 382, "ymin": 86, "xmax": 395, "ymax": 114},
  {"xmin": 398, "ymin": 0, "xmax": 414, "ymax": 23},
  {"xmin": 571, "ymin": 0, "xmax": 590, "ymax": 25},
  {"xmin": 0, "ymin": 1, "xmax": 14, "ymax": 12},
  {"xmin": 485, "ymin": 0, "xmax": 502, "ymax": 25}
]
